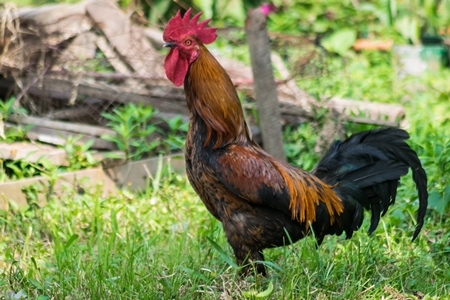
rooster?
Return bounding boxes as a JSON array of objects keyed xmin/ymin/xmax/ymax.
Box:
[{"xmin": 162, "ymin": 9, "xmax": 428, "ymax": 275}]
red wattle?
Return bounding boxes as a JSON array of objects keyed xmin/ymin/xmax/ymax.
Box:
[{"xmin": 164, "ymin": 48, "xmax": 189, "ymax": 87}]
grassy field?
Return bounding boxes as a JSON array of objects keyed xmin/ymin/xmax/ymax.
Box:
[
  {"xmin": 1, "ymin": 49, "xmax": 450, "ymax": 300},
  {"xmin": 0, "ymin": 166, "xmax": 449, "ymax": 299},
  {"xmin": 1, "ymin": 121, "xmax": 450, "ymax": 298}
]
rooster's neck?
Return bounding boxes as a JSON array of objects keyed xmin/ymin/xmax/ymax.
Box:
[{"xmin": 184, "ymin": 45, "xmax": 250, "ymax": 148}]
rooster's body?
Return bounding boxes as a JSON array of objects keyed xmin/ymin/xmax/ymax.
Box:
[{"xmin": 163, "ymin": 9, "xmax": 428, "ymax": 275}]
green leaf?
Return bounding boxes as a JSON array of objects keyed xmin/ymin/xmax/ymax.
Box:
[
  {"xmin": 206, "ymin": 237, "xmax": 238, "ymax": 269},
  {"xmin": 103, "ymin": 152, "xmax": 126, "ymax": 159},
  {"xmin": 428, "ymin": 191, "xmax": 446, "ymax": 214},
  {"xmin": 101, "ymin": 134, "xmax": 119, "ymax": 143},
  {"xmin": 111, "ymin": 209, "xmax": 119, "ymax": 234},
  {"xmin": 65, "ymin": 234, "xmax": 79, "ymax": 251},
  {"xmin": 322, "ymin": 28, "xmax": 357, "ymax": 55},
  {"xmin": 255, "ymin": 281, "xmax": 274, "ymax": 298},
  {"xmin": 312, "ymin": 20, "xmax": 330, "ymax": 33},
  {"xmin": 28, "ymin": 278, "xmax": 43, "ymax": 290},
  {"xmin": 82, "ymin": 139, "xmax": 95, "ymax": 151},
  {"xmin": 101, "ymin": 112, "xmax": 119, "ymax": 122},
  {"xmin": 395, "ymin": 16, "xmax": 420, "ymax": 44},
  {"xmin": 31, "ymin": 256, "xmax": 38, "ymax": 269},
  {"xmin": 242, "ymin": 281, "xmax": 274, "ymax": 299},
  {"xmin": 255, "ymin": 260, "xmax": 283, "ymax": 272}
]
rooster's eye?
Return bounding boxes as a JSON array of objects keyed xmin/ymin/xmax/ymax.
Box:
[{"xmin": 185, "ymin": 39, "xmax": 192, "ymax": 46}]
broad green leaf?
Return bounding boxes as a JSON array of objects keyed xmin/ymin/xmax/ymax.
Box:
[
  {"xmin": 242, "ymin": 281, "xmax": 274, "ymax": 299},
  {"xmin": 313, "ymin": 20, "xmax": 330, "ymax": 33},
  {"xmin": 395, "ymin": 16, "xmax": 420, "ymax": 44},
  {"xmin": 428, "ymin": 191, "xmax": 445, "ymax": 214},
  {"xmin": 28, "ymin": 278, "xmax": 43, "ymax": 290},
  {"xmin": 322, "ymin": 28, "xmax": 357, "ymax": 55}
]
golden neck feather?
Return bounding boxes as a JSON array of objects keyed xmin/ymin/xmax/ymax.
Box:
[{"xmin": 184, "ymin": 44, "xmax": 249, "ymax": 148}]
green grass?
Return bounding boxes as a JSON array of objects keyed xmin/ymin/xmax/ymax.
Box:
[
  {"xmin": 1, "ymin": 81, "xmax": 450, "ymax": 298},
  {"xmin": 0, "ymin": 169, "xmax": 449, "ymax": 299}
]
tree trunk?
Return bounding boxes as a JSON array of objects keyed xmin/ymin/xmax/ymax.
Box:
[{"xmin": 245, "ymin": 8, "xmax": 286, "ymax": 161}]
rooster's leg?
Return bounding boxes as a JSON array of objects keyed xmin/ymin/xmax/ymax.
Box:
[
  {"xmin": 236, "ymin": 249, "xmax": 266, "ymax": 276},
  {"xmin": 223, "ymin": 221, "xmax": 267, "ymax": 275}
]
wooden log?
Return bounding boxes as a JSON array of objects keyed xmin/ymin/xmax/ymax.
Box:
[
  {"xmin": 5, "ymin": 119, "xmax": 116, "ymax": 150},
  {"xmin": 8, "ymin": 114, "xmax": 115, "ymax": 137},
  {"xmin": 94, "ymin": 35, "xmax": 145, "ymax": 89},
  {"xmin": 1, "ymin": 72, "xmax": 404, "ymax": 130},
  {"xmin": 17, "ymin": 1, "xmax": 93, "ymax": 45},
  {"xmin": 85, "ymin": 0, "xmax": 163, "ymax": 76},
  {"xmin": 327, "ymin": 97, "xmax": 405, "ymax": 125},
  {"xmin": 0, "ymin": 167, "xmax": 117, "ymax": 209},
  {"xmin": 44, "ymin": 106, "xmax": 94, "ymax": 120},
  {"xmin": 24, "ymin": 126, "xmax": 117, "ymax": 150},
  {"xmin": 102, "ymin": 154, "xmax": 185, "ymax": 190},
  {"xmin": 11, "ymin": 76, "xmax": 190, "ymax": 116},
  {"xmin": 56, "ymin": 31, "xmax": 97, "ymax": 68},
  {"xmin": 7, "ymin": 75, "xmax": 403, "ymax": 129},
  {"xmin": 0, "ymin": 141, "xmax": 68, "ymax": 166},
  {"xmin": 95, "ymin": 35, "xmax": 133, "ymax": 75},
  {"xmin": 245, "ymin": 8, "xmax": 286, "ymax": 161},
  {"xmin": 0, "ymin": 153, "xmax": 185, "ymax": 209}
]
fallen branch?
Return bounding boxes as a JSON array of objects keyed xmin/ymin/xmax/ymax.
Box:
[
  {"xmin": 7, "ymin": 114, "xmax": 115, "ymax": 137},
  {"xmin": 2, "ymin": 73, "xmax": 404, "ymax": 130}
]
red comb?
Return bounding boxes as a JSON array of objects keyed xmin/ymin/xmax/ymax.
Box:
[{"xmin": 163, "ymin": 8, "xmax": 217, "ymax": 45}]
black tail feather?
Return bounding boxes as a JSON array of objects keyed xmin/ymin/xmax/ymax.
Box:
[
  {"xmin": 412, "ymin": 166, "xmax": 428, "ymax": 240},
  {"xmin": 368, "ymin": 202, "xmax": 381, "ymax": 234},
  {"xmin": 313, "ymin": 127, "xmax": 428, "ymax": 241}
]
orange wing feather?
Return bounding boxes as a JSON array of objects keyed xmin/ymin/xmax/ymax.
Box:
[
  {"xmin": 272, "ymin": 160, "xmax": 344, "ymax": 226},
  {"xmin": 213, "ymin": 144, "xmax": 344, "ymax": 227}
]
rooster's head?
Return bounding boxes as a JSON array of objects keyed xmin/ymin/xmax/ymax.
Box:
[{"xmin": 163, "ymin": 8, "xmax": 217, "ymax": 86}]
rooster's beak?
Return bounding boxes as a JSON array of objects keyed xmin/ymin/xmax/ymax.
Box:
[{"xmin": 163, "ymin": 41, "xmax": 177, "ymax": 48}]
